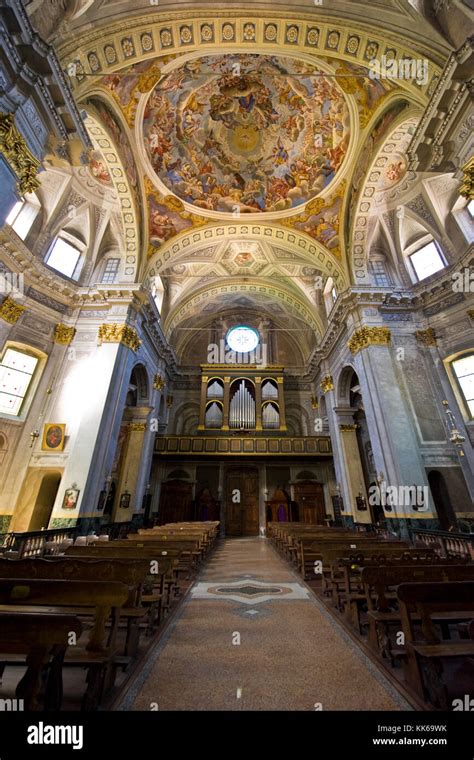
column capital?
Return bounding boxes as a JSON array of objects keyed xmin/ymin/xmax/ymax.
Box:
[
  {"xmin": 98, "ymin": 323, "xmax": 141, "ymax": 352},
  {"xmin": 320, "ymin": 375, "xmax": 334, "ymax": 393},
  {"xmin": 129, "ymin": 422, "xmax": 147, "ymax": 432},
  {"xmin": 339, "ymin": 423, "xmax": 358, "ymax": 432},
  {"xmin": 415, "ymin": 328, "xmax": 437, "ymax": 347},
  {"xmin": 0, "ymin": 112, "xmax": 41, "ymax": 195},
  {"xmin": 153, "ymin": 373, "xmax": 165, "ymax": 391},
  {"xmin": 0, "ymin": 296, "xmax": 25, "ymax": 324},
  {"xmin": 348, "ymin": 326, "xmax": 391, "ymax": 355},
  {"xmin": 54, "ymin": 323, "xmax": 76, "ymax": 345}
]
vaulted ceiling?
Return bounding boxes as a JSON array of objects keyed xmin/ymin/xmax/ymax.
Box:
[{"xmin": 26, "ymin": 1, "xmax": 464, "ymax": 367}]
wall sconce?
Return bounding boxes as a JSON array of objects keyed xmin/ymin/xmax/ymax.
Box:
[
  {"xmin": 29, "ymin": 429, "xmax": 40, "ymax": 448},
  {"xmin": 442, "ymin": 400, "xmax": 465, "ymax": 456}
]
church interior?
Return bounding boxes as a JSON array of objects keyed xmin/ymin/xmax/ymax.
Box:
[{"xmin": 0, "ymin": 0, "xmax": 473, "ymax": 722}]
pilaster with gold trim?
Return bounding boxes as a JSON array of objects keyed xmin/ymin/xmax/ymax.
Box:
[
  {"xmin": 255, "ymin": 376, "xmax": 262, "ymax": 431},
  {"xmin": 222, "ymin": 376, "xmax": 231, "ymax": 430},
  {"xmin": 277, "ymin": 375, "xmax": 286, "ymax": 431},
  {"xmin": 198, "ymin": 375, "xmax": 208, "ymax": 430},
  {"xmin": 98, "ymin": 323, "xmax": 141, "ymax": 352}
]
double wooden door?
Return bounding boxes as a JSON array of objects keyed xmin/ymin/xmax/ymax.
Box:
[
  {"xmin": 293, "ymin": 481, "xmax": 325, "ymax": 524},
  {"xmin": 226, "ymin": 467, "xmax": 259, "ymax": 536}
]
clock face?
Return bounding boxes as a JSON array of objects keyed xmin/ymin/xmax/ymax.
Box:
[{"xmin": 226, "ymin": 326, "xmax": 260, "ymax": 353}]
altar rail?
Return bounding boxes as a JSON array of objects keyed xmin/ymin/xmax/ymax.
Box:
[
  {"xmin": 411, "ymin": 528, "xmax": 474, "ymax": 559},
  {"xmin": 154, "ymin": 435, "xmax": 332, "ymax": 456},
  {"xmin": 0, "ymin": 521, "xmax": 134, "ymax": 557}
]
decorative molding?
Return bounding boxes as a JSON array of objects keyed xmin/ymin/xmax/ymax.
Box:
[
  {"xmin": 98, "ymin": 323, "xmax": 141, "ymax": 351},
  {"xmin": 153, "ymin": 373, "xmax": 165, "ymax": 391},
  {"xmin": 129, "ymin": 422, "xmax": 147, "ymax": 432},
  {"xmin": 320, "ymin": 375, "xmax": 334, "ymax": 393},
  {"xmin": 54, "ymin": 323, "xmax": 76, "ymax": 345},
  {"xmin": 311, "ymin": 395, "xmax": 319, "ymax": 409},
  {"xmin": 154, "ymin": 434, "xmax": 332, "ymax": 456},
  {"xmin": 460, "ymin": 156, "xmax": 474, "ymax": 200},
  {"xmin": 0, "ymin": 113, "xmax": 41, "ymax": 195},
  {"xmin": 348, "ymin": 326, "xmax": 391, "ymax": 355},
  {"xmin": 0, "ymin": 296, "xmax": 26, "ymax": 324},
  {"xmin": 415, "ymin": 327, "xmax": 437, "ymax": 347},
  {"xmin": 166, "ymin": 395, "xmax": 174, "ymax": 408},
  {"xmin": 339, "ymin": 424, "xmax": 357, "ymax": 432}
]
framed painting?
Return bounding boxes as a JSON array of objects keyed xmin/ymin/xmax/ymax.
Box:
[
  {"xmin": 62, "ymin": 487, "xmax": 79, "ymax": 510},
  {"xmin": 42, "ymin": 423, "xmax": 66, "ymax": 451},
  {"xmin": 120, "ymin": 492, "xmax": 130, "ymax": 509}
]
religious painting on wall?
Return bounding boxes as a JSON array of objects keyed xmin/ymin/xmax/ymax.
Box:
[
  {"xmin": 62, "ymin": 487, "xmax": 79, "ymax": 510},
  {"xmin": 120, "ymin": 492, "xmax": 131, "ymax": 509},
  {"xmin": 42, "ymin": 423, "xmax": 66, "ymax": 451}
]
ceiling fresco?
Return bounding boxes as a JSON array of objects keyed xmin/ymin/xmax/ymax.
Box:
[{"xmin": 142, "ymin": 54, "xmax": 351, "ymax": 215}]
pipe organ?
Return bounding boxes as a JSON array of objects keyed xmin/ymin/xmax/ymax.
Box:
[
  {"xmin": 198, "ymin": 365, "xmax": 286, "ymax": 433},
  {"xmin": 230, "ymin": 380, "xmax": 255, "ymax": 429}
]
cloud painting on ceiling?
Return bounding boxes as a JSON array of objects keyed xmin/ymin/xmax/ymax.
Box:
[{"xmin": 142, "ymin": 54, "xmax": 350, "ymax": 214}]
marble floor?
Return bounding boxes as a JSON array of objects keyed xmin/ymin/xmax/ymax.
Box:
[{"xmin": 120, "ymin": 537, "xmax": 410, "ymax": 711}]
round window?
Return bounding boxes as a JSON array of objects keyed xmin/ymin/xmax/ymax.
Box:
[{"xmin": 226, "ymin": 325, "xmax": 260, "ymax": 353}]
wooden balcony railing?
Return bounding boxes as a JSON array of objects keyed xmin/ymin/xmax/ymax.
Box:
[{"xmin": 411, "ymin": 528, "xmax": 474, "ymax": 559}]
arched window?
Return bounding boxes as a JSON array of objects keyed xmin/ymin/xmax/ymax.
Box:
[
  {"xmin": 6, "ymin": 195, "xmax": 40, "ymax": 240},
  {"xmin": 451, "ymin": 353, "xmax": 474, "ymax": 419},
  {"xmin": 0, "ymin": 344, "xmax": 45, "ymax": 418}
]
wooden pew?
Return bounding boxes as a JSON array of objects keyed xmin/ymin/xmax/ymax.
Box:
[
  {"xmin": 0, "ymin": 612, "xmax": 82, "ymax": 710},
  {"xmin": 299, "ymin": 538, "xmax": 410, "ymax": 580},
  {"xmin": 0, "ymin": 578, "xmax": 128, "ymax": 710},
  {"xmin": 0, "ymin": 557, "xmax": 151, "ymax": 658},
  {"xmin": 362, "ymin": 564, "xmax": 474, "ymax": 664},
  {"xmin": 65, "ymin": 545, "xmax": 179, "ymax": 624},
  {"xmin": 397, "ymin": 581, "xmax": 474, "ymax": 708}
]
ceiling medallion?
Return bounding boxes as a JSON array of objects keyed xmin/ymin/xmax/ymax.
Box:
[{"xmin": 142, "ymin": 54, "xmax": 350, "ymax": 216}]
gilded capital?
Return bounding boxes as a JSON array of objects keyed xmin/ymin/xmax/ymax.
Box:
[
  {"xmin": 0, "ymin": 296, "xmax": 25, "ymax": 324},
  {"xmin": 415, "ymin": 328, "xmax": 437, "ymax": 347},
  {"xmin": 98, "ymin": 323, "xmax": 141, "ymax": 352},
  {"xmin": 166, "ymin": 395, "xmax": 174, "ymax": 408},
  {"xmin": 348, "ymin": 326, "xmax": 391, "ymax": 355},
  {"xmin": 54, "ymin": 323, "xmax": 76, "ymax": 345},
  {"xmin": 153, "ymin": 373, "xmax": 165, "ymax": 391},
  {"xmin": 311, "ymin": 396, "xmax": 319, "ymax": 409},
  {"xmin": 320, "ymin": 375, "xmax": 334, "ymax": 393},
  {"xmin": 339, "ymin": 423, "xmax": 357, "ymax": 432},
  {"xmin": 129, "ymin": 422, "xmax": 147, "ymax": 432},
  {"xmin": 0, "ymin": 113, "xmax": 41, "ymax": 195},
  {"xmin": 459, "ymin": 156, "xmax": 474, "ymax": 200}
]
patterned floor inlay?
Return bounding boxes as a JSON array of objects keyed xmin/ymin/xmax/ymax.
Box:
[{"xmin": 190, "ymin": 578, "xmax": 310, "ymax": 605}]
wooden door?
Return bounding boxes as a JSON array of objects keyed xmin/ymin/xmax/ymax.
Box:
[
  {"xmin": 293, "ymin": 481, "xmax": 325, "ymax": 524},
  {"xmin": 225, "ymin": 467, "xmax": 259, "ymax": 536},
  {"xmin": 159, "ymin": 480, "xmax": 193, "ymax": 523}
]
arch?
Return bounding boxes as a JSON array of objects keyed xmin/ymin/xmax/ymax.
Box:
[
  {"xmin": 130, "ymin": 363, "xmax": 150, "ymax": 405},
  {"xmin": 336, "ymin": 365, "xmax": 358, "ymax": 406},
  {"xmin": 28, "ymin": 472, "xmax": 62, "ymax": 531},
  {"xmin": 427, "ymin": 470, "xmax": 457, "ymax": 531}
]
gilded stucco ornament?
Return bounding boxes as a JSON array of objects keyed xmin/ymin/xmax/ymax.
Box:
[
  {"xmin": 98, "ymin": 323, "xmax": 141, "ymax": 351},
  {"xmin": 348, "ymin": 327, "xmax": 391, "ymax": 355}
]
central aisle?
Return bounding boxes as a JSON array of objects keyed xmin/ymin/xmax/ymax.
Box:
[{"xmin": 123, "ymin": 538, "xmax": 408, "ymax": 711}]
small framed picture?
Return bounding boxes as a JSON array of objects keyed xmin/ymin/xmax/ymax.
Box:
[
  {"xmin": 62, "ymin": 487, "xmax": 79, "ymax": 510},
  {"xmin": 42, "ymin": 423, "xmax": 66, "ymax": 451},
  {"xmin": 120, "ymin": 492, "xmax": 130, "ymax": 509}
]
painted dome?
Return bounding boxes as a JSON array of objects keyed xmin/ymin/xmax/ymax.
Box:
[{"xmin": 142, "ymin": 54, "xmax": 350, "ymax": 214}]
